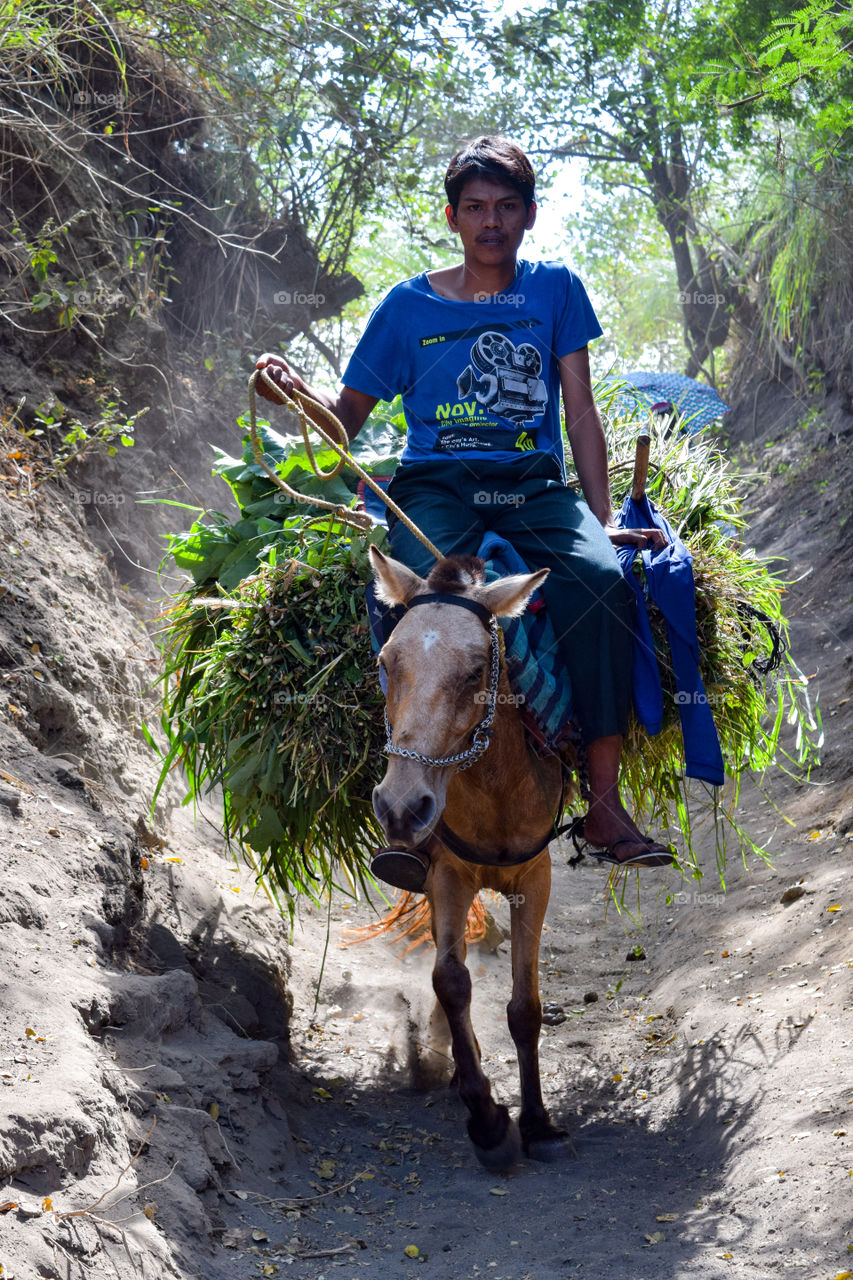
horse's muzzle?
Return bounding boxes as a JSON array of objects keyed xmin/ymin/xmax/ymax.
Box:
[{"xmin": 372, "ymin": 771, "xmax": 439, "ymax": 847}]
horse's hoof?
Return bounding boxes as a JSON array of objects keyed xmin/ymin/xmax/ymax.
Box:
[
  {"xmin": 470, "ymin": 1113, "xmax": 522, "ymax": 1171},
  {"xmin": 524, "ymin": 1129, "xmax": 577, "ymax": 1163}
]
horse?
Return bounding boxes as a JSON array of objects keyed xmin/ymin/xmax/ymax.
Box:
[{"xmin": 369, "ymin": 544, "xmax": 575, "ymax": 1169}]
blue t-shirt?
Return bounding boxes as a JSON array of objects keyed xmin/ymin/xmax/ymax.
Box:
[{"xmin": 343, "ymin": 259, "xmax": 602, "ymax": 471}]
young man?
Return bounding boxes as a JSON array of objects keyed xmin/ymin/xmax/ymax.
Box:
[{"xmin": 256, "ymin": 136, "xmax": 673, "ymax": 883}]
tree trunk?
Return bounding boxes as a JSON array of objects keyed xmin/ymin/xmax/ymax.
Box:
[{"xmin": 642, "ymin": 121, "xmax": 732, "ymax": 378}]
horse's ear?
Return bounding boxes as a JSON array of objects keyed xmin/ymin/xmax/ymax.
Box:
[
  {"xmin": 369, "ymin": 545, "xmax": 428, "ymax": 607},
  {"xmin": 478, "ymin": 568, "xmax": 550, "ymax": 618}
]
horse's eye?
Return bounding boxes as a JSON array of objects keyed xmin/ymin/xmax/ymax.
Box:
[{"xmin": 464, "ymin": 665, "xmax": 485, "ymax": 685}]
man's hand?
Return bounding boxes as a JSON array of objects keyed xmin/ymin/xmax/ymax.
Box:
[
  {"xmin": 604, "ymin": 523, "xmax": 668, "ymax": 550},
  {"xmin": 255, "ymin": 353, "xmax": 306, "ymax": 403},
  {"xmin": 252, "ymin": 354, "xmax": 378, "ymax": 444}
]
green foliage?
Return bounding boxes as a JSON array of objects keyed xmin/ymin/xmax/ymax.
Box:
[
  {"xmin": 574, "ymin": 186, "xmax": 683, "ymax": 371},
  {"xmin": 27, "ymin": 397, "xmax": 143, "ymax": 484},
  {"xmin": 162, "ymin": 404, "xmax": 404, "ymax": 590},
  {"xmin": 105, "ymin": 0, "xmax": 470, "ymax": 277},
  {"xmin": 694, "ymin": 0, "xmax": 853, "ymax": 162},
  {"xmin": 156, "ymin": 523, "xmax": 389, "ymax": 917},
  {"xmin": 155, "ymin": 404, "xmax": 410, "ymax": 915},
  {"xmin": 722, "ymin": 138, "xmax": 853, "ymax": 390}
]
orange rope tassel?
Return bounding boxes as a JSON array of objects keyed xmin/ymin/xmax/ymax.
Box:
[{"xmin": 343, "ymin": 892, "xmax": 487, "ymax": 957}]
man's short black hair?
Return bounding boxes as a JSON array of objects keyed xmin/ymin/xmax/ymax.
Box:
[{"xmin": 444, "ymin": 136, "xmax": 536, "ymax": 213}]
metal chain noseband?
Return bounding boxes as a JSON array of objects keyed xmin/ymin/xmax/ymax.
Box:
[{"xmin": 383, "ymin": 615, "xmax": 501, "ymax": 771}]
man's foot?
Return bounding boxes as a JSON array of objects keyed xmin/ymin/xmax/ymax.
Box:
[
  {"xmin": 570, "ymin": 812, "xmax": 675, "ymax": 869},
  {"xmin": 586, "ymin": 835, "xmax": 674, "ymax": 868},
  {"xmin": 370, "ymin": 846, "xmax": 430, "ymax": 892}
]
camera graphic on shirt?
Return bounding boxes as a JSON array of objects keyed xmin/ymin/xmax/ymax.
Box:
[{"xmin": 456, "ymin": 331, "xmax": 547, "ymax": 426}]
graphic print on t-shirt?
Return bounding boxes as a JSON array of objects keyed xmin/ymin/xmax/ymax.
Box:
[
  {"xmin": 342, "ymin": 261, "xmax": 604, "ymax": 469},
  {"xmin": 456, "ymin": 331, "xmax": 548, "ymax": 426}
]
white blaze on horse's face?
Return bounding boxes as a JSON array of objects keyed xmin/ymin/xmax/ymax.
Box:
[
  {"xmin": 374, "ymin": 602, "xmax": 488, "ymax": 845},
  {"xmin": 368, "ymin": 546, "xmax": 549, "ymax": 850}
]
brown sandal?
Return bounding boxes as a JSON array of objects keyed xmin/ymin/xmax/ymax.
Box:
[{"xmin": 568, "ymin": 818, "xmax": 675, "ymax": 869}]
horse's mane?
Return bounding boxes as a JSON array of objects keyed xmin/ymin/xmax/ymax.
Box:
[{"xmin": 426, "ymin": 556, "xmax": 486, "ymax": 594}]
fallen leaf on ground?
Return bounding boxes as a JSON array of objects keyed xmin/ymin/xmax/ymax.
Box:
[
  {"xmin": 404, "ymin": 1244, "xmax": 419, "ymax": 1258},
  {"xmin": 656, "ymin": 1213, "xmax": 678, "ymax": 1222},
  {"xmin": 644, "ymin": 1231, "xmax": 665, "ymax": 1245}
]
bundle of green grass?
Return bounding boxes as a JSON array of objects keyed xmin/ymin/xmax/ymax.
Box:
[{"xmin": 155, "ymin": 392, "xmax": 820, "ymax": 915}]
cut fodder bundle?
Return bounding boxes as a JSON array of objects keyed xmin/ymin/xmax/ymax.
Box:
[
  {"xmin": 598, "ymin": 403, "xmax": 821, "ymax": 873},
  {"xmin": 155, "ymin": 521, "xmax": 388, "ymax": 915}
]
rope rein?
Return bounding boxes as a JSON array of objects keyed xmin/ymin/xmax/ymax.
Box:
[{"xmin": 247, "ymin": 368, "xmax": 444, "ymax": 561}]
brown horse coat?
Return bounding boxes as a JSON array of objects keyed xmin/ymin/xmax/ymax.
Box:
[{"xmin": 370, "ymin": 546, "xmax": 574, "ymax": 1166}]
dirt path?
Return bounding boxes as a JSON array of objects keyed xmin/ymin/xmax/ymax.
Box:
[{"xmin": 271, "ymin": 797, "xmax": 852, "ymax": 1280}]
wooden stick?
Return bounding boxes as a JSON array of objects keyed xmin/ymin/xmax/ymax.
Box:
[{"xmin": 631, "ymin": 435, "xmax": 651, "ymax": 502}]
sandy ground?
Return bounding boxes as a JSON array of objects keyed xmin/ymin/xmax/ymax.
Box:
[{"xmin": 1, "ymin": 405, "xmax": 852, "ymax": 1280}]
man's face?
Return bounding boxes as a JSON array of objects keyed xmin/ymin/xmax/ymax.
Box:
[{"xmin": 446, "ymin": 177, "xmax": 536, "ymax": 269}]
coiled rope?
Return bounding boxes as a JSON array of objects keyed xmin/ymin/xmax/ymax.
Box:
[{"xmin": 247, "ymin": 368, "xmax": 444, "ymax": 562}]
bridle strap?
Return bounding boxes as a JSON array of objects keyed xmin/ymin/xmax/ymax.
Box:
[
  {"xmin": 438, "ymin": 807, "xmax": 578, "ymax": 870},
  {"xmin": 406, "ymin": 592, "xmax": 493, "ymax": 631},
  {"xmin": 437, "ymin": 819, "xmax": 551, "ymax": 868}
]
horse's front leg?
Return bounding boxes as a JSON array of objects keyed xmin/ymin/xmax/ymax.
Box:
[
  {"xmin": 429, "ymin": 862, "xmax": 521, "ymax": 1170},
  {"xmin": 507, "ymin": 855, "xmax": 575, "ymax": 1161}
]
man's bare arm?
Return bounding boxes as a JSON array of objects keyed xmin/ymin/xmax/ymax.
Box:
[
  {"xmin": 254, "ymin": 353, "xmax": 378, "ymax": 443},
  {"xmin": 559, "ymin": 347, "xmax": 666, "ymax": 549}
]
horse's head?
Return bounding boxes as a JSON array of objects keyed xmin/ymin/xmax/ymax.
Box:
[{"xmin": 369, "ymin": 545, "xmax": 548, "ymax": 849}]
